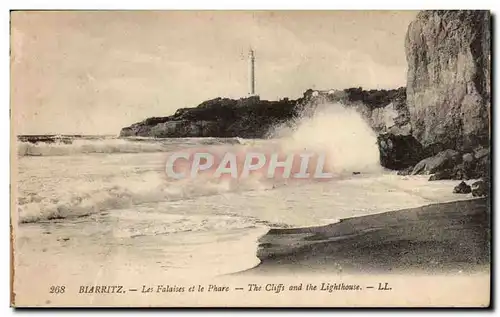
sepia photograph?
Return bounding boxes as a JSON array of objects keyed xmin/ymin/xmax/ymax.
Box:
[{"xmin": 10, "ymin": 9, "xmax": 491, "ymax": 307}]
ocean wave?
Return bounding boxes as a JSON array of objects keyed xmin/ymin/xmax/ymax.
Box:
[
  {"xmin": 16, "ymin": 137, "xmax": 243, "ymax": 157},
  {"xmin": 17, "ymin": 103, "xmax": 383, "ymax": 223},
  {"xmin": 17, "ymin": 172, "xmax": 270, "ymax": 223},
  {"xmin": 110, "ymin": 213, "xmax": 267, "ymax": 239}
]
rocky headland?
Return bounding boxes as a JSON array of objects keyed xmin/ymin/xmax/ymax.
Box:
[
  {"xmin": 120, "ymin": 10, "xmax": 490, "ymax": 191},
  {"xmin": 119, "ymin": 87, "xmax": 407, "ymax": 139}
]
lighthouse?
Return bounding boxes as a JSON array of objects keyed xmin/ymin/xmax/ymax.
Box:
[{"xmin": 248, "ymin": 48, "xmax": 256, "ymax": 96}]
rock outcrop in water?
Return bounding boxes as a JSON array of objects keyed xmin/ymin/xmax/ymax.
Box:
[
  {"xmin": 472, "ymin": 179, "xmax": 489, "ymax": 197},
  {"xmin": 120, "ymin": 87, "xmax": 407, "ymax": 139},
  {"xmin": 453, "ymin": 181, "xmax": 472, "ymax": 194},
  {"xmin": 377, "ymin": 133, "xmax": 424, "ymax": 170},
  {"xmin": 405, "ymin": 10, "xmax": 491, "ymax": 151},
  {"xmin": 412, "ymin": 149, "xmax": 462, "ymax": 175},
  {"xmin": 419, "ymin": 147, "xmax": 490, "ymax": 181}
]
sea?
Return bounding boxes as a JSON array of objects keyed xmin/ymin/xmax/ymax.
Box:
[{"xmin": 14, "ymin": 105, "xmax": 474, "ymax": 277}]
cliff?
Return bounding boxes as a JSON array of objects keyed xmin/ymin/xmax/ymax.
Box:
[
  {"xmin": 405, "ymin": 10, "xmax": 491, "ymax": 151},
  {"xmin": 120, "ymin": 87, "xmax": 407, "ymax": 139}
]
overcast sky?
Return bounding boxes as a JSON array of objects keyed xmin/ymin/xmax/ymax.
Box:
[{"xmin": 11, "ymin": 10, "xmax": 418, "ymax": 135}]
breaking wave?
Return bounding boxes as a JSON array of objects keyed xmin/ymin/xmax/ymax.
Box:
[
  {"xmin": 17, "ymin": 102, "xmax": 382, "ymax": 223},
  {"xmin": 269, "ymin": 102, "xmax": 382, "ymax": 175},
  {"xmin": 16, "ymin": 137, "xmax": 243, "ymax": 157},
  {"xmin": 17, "ymin": 170, "xmax": 270, "ymax": 223}
]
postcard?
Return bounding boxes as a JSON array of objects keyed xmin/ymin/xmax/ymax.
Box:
[{"xmin": 10, "ymin": 10, "xmax": 491, "ymax": 307}]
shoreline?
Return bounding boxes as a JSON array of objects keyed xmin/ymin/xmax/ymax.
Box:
[{"xmin": 246, "ymin": 198, "xmax": 490, "ymax": 275}]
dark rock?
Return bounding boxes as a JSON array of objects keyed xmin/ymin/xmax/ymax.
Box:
[
  {"xmin": 462, "ymin": 153, "xmax": 475, "ymax": 164},
  {"xmin": 429, "ymin": 169, "xmax": 454, "ymax": 181},
  {"xmin": 352, "ymin": 172, "xmax": 361, "ymax": 175},
  {"xmin": 412, "ymin": 149, "xmax": 461, "ymax": 175},
  {"xmin": 426, "ymin": 148, "xmax": 489, "ymax": 181},
  {"xmin": 377, "ymin": 133, "xmax": 424, "ymax": 170},
  {"xmin": 461, "ymin": 153, "xmax": 477, "ymax": 179},
  {"xmin": 452, "ymin": 164, "xmax": 467, "ymax": 180},
  {"xmin": 474, "ymin": 147, "xmax": 490, "ymax": 160},
  {"xmin": 453, "ymin": 181, "xmax": 472, "ymax": 194},
  {"xmin": 120, "ymin": 95, "xmax": 300, "ymax": 138},
  {"xmin": 473, "ymin": 148, "xmax": 490, "ymax": 179},
  {"xmin": 397, "ymin": 166, "xmax": 414, "ymax": 176},
  {"xmin": 422, "ymin": 143, "xmax": 448, "ymax": 157},
  {"xmin": 405, "ymin": 10, "xmax": 491, "ymax": 151},
  {"xmin": 472, "ymin": 179, "xmax": 489, "ymax": 197},
  {"xmin": 476, "ymin": 157, "xmax": 490, "ymax": 178},
  {"xmin": 453, "ymin": 149, "xmax": 489, "ymax": 180}
]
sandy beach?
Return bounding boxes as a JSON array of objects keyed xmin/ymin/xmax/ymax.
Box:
[{"xmin": 249, "ymin": 198, "xmax": 490, "ymax": 275}]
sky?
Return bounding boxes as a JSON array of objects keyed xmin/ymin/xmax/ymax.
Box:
[{"xmin": 11, "ymin": 10, "xmax": 418, "ymax": 135}]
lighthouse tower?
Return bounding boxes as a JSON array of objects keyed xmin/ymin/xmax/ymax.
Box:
[{"xmin": 248, "ymin": 48, "xmax": 256, "ymax": 96}]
